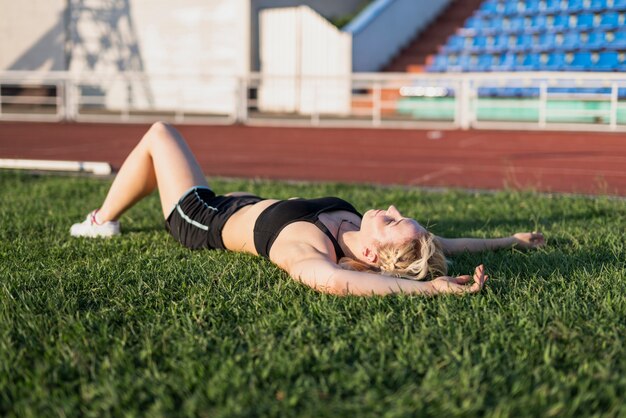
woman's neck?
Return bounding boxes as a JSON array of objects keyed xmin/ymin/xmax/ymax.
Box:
[{"xmin": 337, "ymin": 221, "xmax": 363, "ymax": 262}]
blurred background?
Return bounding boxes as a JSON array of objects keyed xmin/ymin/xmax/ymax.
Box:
[{"xmin": 2, "ymin": 0, "xmax": 626, "ymax": 130}]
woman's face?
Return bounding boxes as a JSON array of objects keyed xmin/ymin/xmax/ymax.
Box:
[{"xmin": 361, "ymin": 205, "xmax": 427, "ymax": 246}]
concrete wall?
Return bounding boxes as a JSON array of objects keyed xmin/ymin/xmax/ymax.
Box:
[
  {"xmin": 259, "ymin": 6, "xmax": 351, "ymax": 114},
  {"xmin": 250, "ymin": 0, "xmax": 365, "ymax": 71},
  {"xmin": 0, "ymin": 0, "xmax": 67, "ymax": 71},
  {"xmin": 345, "ymin": 0, "xmax": 452, "ymax": 72},
  {"xmin": 67, "ymin": 0, "xmax": 249, "ymax": 113}
]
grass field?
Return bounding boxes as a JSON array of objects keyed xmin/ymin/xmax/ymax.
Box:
[{"xmin": 1, "ymin": 171, "xmax": 625, "ymax": 417}]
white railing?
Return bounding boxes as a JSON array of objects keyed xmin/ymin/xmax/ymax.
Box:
[{"xmin": 1, "ymin": 70, "xmax": 626, "ymax": 132}]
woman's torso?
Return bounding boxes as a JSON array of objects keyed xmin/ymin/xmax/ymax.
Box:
[{"xmin": 221, "ymin": 197, "xmax": 361, "ymax": 268}]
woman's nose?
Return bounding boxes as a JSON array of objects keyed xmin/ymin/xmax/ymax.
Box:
[{"xmin": 387, "ymin": 205, "xmax": 401, "ymax": 217}]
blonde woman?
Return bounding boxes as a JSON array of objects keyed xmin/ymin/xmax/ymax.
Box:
[{"xmin": 70, "ymin": 122, "xmax": 545, "ymax": 296}]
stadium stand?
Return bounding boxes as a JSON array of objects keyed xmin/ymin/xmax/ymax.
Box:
[{"xmin": 427, "ymin": 0, "xmax": 626, "ymax": 74}]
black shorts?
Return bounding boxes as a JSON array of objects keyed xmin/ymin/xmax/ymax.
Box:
[{"xmin": 165, "ymin": 186, "xmax": 264, "ymax": 250}]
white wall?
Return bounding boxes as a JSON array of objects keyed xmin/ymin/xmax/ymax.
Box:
[
  {"xmin": 0, "ymin": 0, "xmax": 66, "ymax": 71},
  {"xmin": 68, "ymin": 0, "xmax": 250, "ymax": 114},
  {"xmin": 259, "ymin": 6, "xmax": 351, "ymax": 115}
]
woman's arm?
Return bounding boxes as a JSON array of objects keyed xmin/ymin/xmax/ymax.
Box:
[
  {"xmin": 436, "ymin": 232, "xmax": 545, "ymax": 255},
  {"xmin": 286, "ymin": 251, "xmax": 487, "ymax": 296}
]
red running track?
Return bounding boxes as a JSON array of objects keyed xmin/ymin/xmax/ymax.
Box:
[{"xmin": 1, "ymin": 121, "xmax": 625, "ymax": 196}]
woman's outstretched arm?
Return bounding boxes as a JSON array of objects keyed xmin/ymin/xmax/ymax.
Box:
[
  {"xmin": 285, "ymin": 251, "xmax": 488, "ymax": 296},
  {"xmin": 436, "ymin": 232, "xmax": 545, "ymax": 255}
]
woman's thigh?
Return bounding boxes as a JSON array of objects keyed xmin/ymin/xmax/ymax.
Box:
[{"xmin": 148, "ymin": 122, "xmax": 209, "ymax": 217}]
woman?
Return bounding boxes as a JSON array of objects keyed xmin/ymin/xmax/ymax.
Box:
[{"xmin": 71, "ymin": 122, "xmax": 545, "ymax": 296}]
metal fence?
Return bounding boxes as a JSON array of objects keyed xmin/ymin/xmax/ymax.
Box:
[{"xmin": 2, "ymin": 70, "xmax": 626, "ymax": 131}]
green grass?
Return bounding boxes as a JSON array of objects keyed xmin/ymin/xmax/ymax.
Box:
[{"xmin": 1, "ymin": 171, "xmax": 625, "ymax": 418}]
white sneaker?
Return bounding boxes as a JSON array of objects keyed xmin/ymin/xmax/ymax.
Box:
[{"xmin": 70, "ymin": 210, "xmax": 121, "ymax": 238}]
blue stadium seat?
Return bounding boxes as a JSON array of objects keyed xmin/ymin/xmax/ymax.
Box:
[
  {"xmin": 561, "ymin": 31, "xmax": 583, "ymax": 50},
  {"xmin": 504, "ymin": 1, "xmax": 522, "ymax": 15},
  {"xmin": 542, "ymin": 0, "xmax": 565, "ymax": 13},
  {"xmin": 465, "ymin": 16, "xmax": 487, "ymax": 31},
  {"xmin": 478, "ymin": 0, "xmax": 501, "ymax": 16},
  {"xmin": 550, "ymin": 14, "xmax": 572, "ymax": 31},
  {"xmin": 428, "ymin": 54, "xmax": 449, "ymax": 72},
  {"xmin": 486, "ymin": 16, "xmax": 506, "ymax": 34},
  {"xmin": 443, "ymin": 35, "xmax": 467, "ymax": 52},
  {"xmin": 587, "ymin": 31, "xmax": 607, "ymax": 50},
  {"xmin": 525, "ymin": 0, "xmax": 542, "ymax": 14},
  {"xmin": 512, "ymin": 34, "xmax": 535, "ymax": 51},
  {"xmin": 447, "ymin": 55, "xmax": 474, "ymax": 72},
  {"xmin": 528, "ymin": 15, "xmax": 549, "ymax": 33},
  {"xmin": 567, "ymin": 51, "xmax": 593, "ymax": 70},
  {"xmin": 505, "ymin": 16, "xmax": 527, "ymax": 33},
  {"xmin": 605, "ymin": 30, "xmax": 626, "ymax": 49},
  {"xmin": 545, "ymin": 51, "xmax": 567, "ymax": 70},
  {"xmin": 516, "ymin": 53, "xmax": 542, "ymax": 70},
  {"xmin": 492, "ymin": 52, "xmax": 519, "ymax": 71},
  {"xmin": 568, "ymin": 0, "xmax": 587, "ymax": 12},
  {"xmin": 589, "ymin": 0, "xmax": 609, "ymax": 11},
  {"xmin": 596, "ymin": 51, "xmax": 620, "ymax": 70},
  {"xmin": 614, "ymin": 0, "xmax": 626, "ymax": 11},
  {"xmin": 576, "ymin": 13, "xmax": 596, "ymax": 29},
  {"xmin": 534, "ymin": 32, "xmax": 558, "ymax": 51},
  {"xmin": 599, "ymin": 11, "xmax": 623, "ymax": 29},
  {"xmin": 475, "ymin": 54, "xmax": 496, "ymax": 71},
  {"xmin": 486, "ymin": 34, "xmax": 511, "ymax": 52},
  {"xmin": 470, "ymin": 35, "xmax": 489, "ymax": 52}
]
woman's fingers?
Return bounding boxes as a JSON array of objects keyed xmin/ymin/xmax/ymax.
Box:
[
  {"xmin": 432, "ymin": 265, "xmax": 488, "ymax": 294},
  {"xmin": 450, "ymin": 275, "xmax": 471, "ymax": 284}
]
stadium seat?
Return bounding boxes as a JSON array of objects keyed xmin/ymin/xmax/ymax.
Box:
[
  {"xmin": 443, "ymin": 35, "xmax": 467, "ymax": 52},
  {"xmin": 528, "ymin": 15, "xmax": 549, "ymax": 33},
  {"xmin": 587, "ymin": 31, "xmax": 607, "ymax": 50},
  {"xmin": 575, "ymin": 13, "xmax": 596, "ymax": 29},
  {"xmin": 486, "ymin": 34, "xmax": 511, "ymax": 52},
  {"xmin": 590, "ymin": 0, "xmax": 609, "ymax": 11},
  {"xmin": 511, "ymin": 34, "xmax": 535, "ymax": 51},
  {"xmin": 505, "ymin": 16, "xmax": 527, "ymax": 33},
  {"xmin": 598, "ymin": 11, "xmax": 623, "ymax": 29},
  {"xmin": 561, "ymin": 31, "xmax": 584, "ymax": 50},
  {"xmin": 516, "ymin": 53, "xmax": 542, "ymax": 70},
  {"xmin": 525, "ymin": 0, "xmax": 542, "ymax": 14},
  {"xmin": 465, "ymin": 16, "xmax": 488, "ymax": 32},
  {"xmin": 475, "ymin": 54, "xmax": 496, "ymax": 71},
  {"xmin": 614, "ymin": 0, "xmax": 626, "ymax": 11},
  {"xmin": 545, "ymin": 51, "xmax": 567, "ymax": 70},
  {"xmin": 491, "ymin": 52, "xmax": 520, "ymax": 71},
  {"xmin": 428, "ymin": 54, "xmax": 449, "ymax": 72},
  {"xmin": 504, "ymin": 1, "xmax": 522, "ymax": 16},
  {"xmin": 550, "ymin": 14, "xmax": 572, "ymax": 31},
  {"xmin": 534, "ymin": 32, "xmax": 558, "ymax": 51},
  {"xmin": 470, "ymin": 35, "xmax": 490, "ymax": 52},
  {"xmin": 596, "ymin": 51, "xmax": 621, "ymax": 70},
  {"xmin": 605, "ymin": 30, "xmax": 626, "ymax": 49},
  {"xmin": 478, "ymin": 0, "xmax": 501, "ymax": 16},
  {"xmin": 566, "ymin": 51, "xmax": 593, "ymax": 70},
  {"xmin": 568, "ymin": 0, "xmax": 587, "ymax": 12},
  {"xmin": 542, "ymin": 0, "xmax": 565, "ymax": 13}
]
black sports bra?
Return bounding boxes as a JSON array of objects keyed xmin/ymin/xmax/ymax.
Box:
[{"xmin": 253, "ymin": 197, "xmax": 362, "ymax": 259}]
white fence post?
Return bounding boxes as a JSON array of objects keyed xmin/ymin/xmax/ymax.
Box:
[
  {"xmin": 610, "ymin": 82, "xmax": 618, "ymax": 130},
  {"xmin": 372, "ymin": 81, "xmax": 381, "ymax": 127},
  {"xmin": 458, "ymin": 78, "xmax": 471, "ymax": 130},
  {"xmin": 539, "ymin": 81, "xmax": 548, "ymax": 128}
]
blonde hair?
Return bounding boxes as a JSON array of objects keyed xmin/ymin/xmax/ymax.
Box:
[{"xmin": 339, "ymin": 233, "xmax": 448, "ymax": 280}]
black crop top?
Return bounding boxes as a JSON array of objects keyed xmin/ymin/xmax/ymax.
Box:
[{"xmin": 253, "ymin": 197, "xmax": 362, "ymax": 259}]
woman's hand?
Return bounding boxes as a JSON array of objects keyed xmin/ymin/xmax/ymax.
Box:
[
  {"xmin": 429, "ymin": 265, "xmax": 488, "ymax": 294},
  {"xmin": 512, "ymin": 231, "xmax": 545, "ymax": 250}
]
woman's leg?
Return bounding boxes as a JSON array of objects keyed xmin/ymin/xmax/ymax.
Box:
[{"xmin": 97, "ymin": 121, "xmax": 208, "ymax": 222}]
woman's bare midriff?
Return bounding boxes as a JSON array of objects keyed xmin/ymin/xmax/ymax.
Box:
[
  {"xmin": 220, "ymin": 198, "xmax": 360, "ymax": 262},
  {"xmin": 221, "ymin": 199, "xmax": 278, "ymax": 255}
]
